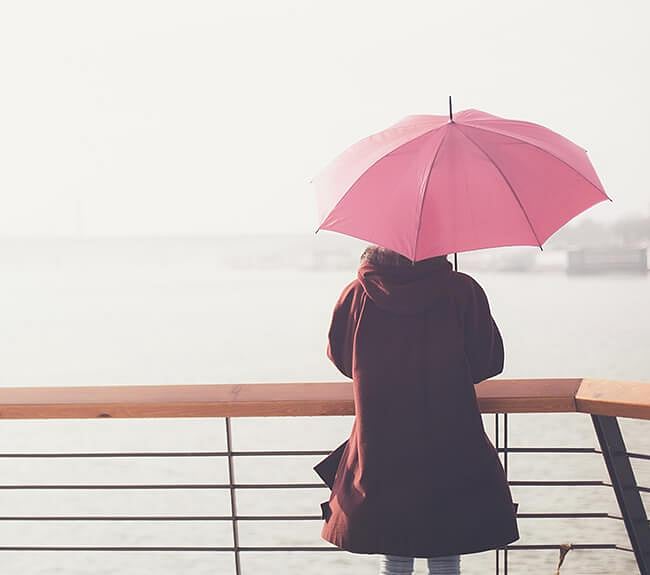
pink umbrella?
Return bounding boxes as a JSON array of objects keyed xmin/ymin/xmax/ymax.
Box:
[{"xmin": 313, "ymin": 100, "xmax": 609, "ymax": 261}]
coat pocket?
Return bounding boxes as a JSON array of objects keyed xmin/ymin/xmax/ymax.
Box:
[
  {"xmin": 313, "ymin": 439, "xmax": 349, "ymax": 489},
  {"xmin": 314, "ymin": 440, "xmax": 349, "ymax": 523},
  {"xmin": 320, "ymin": 501, "xmax": 332, "ymax": 521}
]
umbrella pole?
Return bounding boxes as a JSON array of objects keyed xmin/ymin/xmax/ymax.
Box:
[{"xmin": 451, "ymin": 98, "xmax": 456, "ymax": 272}]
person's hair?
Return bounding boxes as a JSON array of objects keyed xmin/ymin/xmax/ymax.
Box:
[{"xmin": 360, "ymin": 245, "xmax": 447, "ymax": 267}]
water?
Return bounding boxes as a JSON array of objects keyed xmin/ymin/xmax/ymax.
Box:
[{"xmin": 0, "ymin": 239, "xmax": 648, "ymax": 574}]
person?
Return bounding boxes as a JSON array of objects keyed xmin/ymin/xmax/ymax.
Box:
[{"xmin": 314, "ymin": 246, "xmax": 519, "ymax": 575}]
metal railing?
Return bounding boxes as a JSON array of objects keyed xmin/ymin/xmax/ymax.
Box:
[{"xmin": 0, "ymin": 378, "xmax": 648, "ymax": 574}]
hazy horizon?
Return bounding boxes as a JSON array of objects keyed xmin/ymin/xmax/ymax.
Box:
[{"xmin": 0, "ymin": 5, "xmax": 648, "ymax": 575}]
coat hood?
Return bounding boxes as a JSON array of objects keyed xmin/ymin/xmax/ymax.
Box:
[{"xmin": 357, "ymin": 257, "xmax": 453, "ymax": 314}]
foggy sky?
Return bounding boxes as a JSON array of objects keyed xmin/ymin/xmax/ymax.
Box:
[{"xmin": 0, "ymin": 1, "xmax": 648, "ymax": 237}]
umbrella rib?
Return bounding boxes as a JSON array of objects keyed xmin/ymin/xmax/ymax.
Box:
[
  {"xmin": 413, "ymin": 130, "xmax": 449, "ymax": 261},
  {"xmin": 458, "ymin": 122, "xmax": 609, "ymax": 199},
  {"xmin": 316, "ymin": 126, "xmax": 446, "ymax": 232},
  {"xmin": 455, "ymin": 125, "xmax": 543, "ymax": 249}
]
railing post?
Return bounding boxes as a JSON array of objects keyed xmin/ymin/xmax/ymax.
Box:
[
  {"xmin": 225, "ymin": 417, "xmax": 242, "ymax": 575},
  {"xmin": 504, "ymin": 412, "xmax": 509, "ymax": 575},
  {"xmin": 495, "ymin": 413, "xmax": 500, "ymax": 574},
  {"xmin": 592, "ymin": 415, "xmax": 650, "ymax": 575},
  {"xmin": 494, "ymin": 412, "xmax": 510, "ymax": 575}
]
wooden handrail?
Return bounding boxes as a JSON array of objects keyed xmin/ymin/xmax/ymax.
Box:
[
  {"xmin": 576, "ymin": 379, "xmax": 650, "ymax": 420},
  {"xmin": 0, "ymin": 378, "xmax": 648, "ymax": 420}
]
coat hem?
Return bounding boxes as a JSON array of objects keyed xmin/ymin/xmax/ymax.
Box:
[{"xmin": 321, "ymin": 530, "xmax": 520, "ymax": 558}]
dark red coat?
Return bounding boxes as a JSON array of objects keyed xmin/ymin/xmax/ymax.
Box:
[{"xmin": 315, "ymin": 257, "xmax": 519, "ymax": 557}]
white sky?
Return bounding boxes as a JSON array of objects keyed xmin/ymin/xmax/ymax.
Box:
[{"xmin": 0, "ymin": 0, "xmax": 648, "ymax": 236}]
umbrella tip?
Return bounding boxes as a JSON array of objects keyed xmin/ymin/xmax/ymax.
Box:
[{"xmin": 448, "ymin": 96, "xmax": 453, "ymax": 121}]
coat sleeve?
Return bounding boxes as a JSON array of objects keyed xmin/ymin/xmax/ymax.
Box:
[
  {"xmin": 463, "ymin": 278, "xmax": 504, "ymax": 385},
  {"xmin": 326, "ymin": 282, "xmax": 359, "ymax": 379}
]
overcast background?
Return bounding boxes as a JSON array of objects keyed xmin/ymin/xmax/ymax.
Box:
[
  {"xmin": 0, "ymin": 0, "xmax": 648, "ymax": 237},
  {"xmin": 0, "ymin": 4, "xmax": 648, "ymax": 574}
]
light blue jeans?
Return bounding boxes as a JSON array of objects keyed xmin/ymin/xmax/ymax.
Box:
[{"xmin": 379, "ymin": 554, "xmax": 461, "ymax": 575}]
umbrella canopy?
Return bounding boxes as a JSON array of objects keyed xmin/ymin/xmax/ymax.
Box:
[{"xmin": 313, "ymin": 108, "xmax": 609, "ymax": 261}]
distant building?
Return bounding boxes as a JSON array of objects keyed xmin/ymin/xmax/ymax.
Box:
[{"xmin": 567, "ymin": 247, "xmax": 648, "ymax": 275}]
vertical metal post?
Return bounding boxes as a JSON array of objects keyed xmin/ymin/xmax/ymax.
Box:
[
  {"xmin": 503, "ymin": 413, "xmax": 509, "ymax": 575},
  {"xmin": 225, "ymin": 417, "xmax": 242, "ymax": 575},
  {"xmin": 592, "ymin": 415, "xmax": 650, "ymax": 575},
  {"xmin": 495, "ymin": 413, "xmax": 500, "ymax": 574},
  {"xmin": 493, "ymin": 413, "xmax": 509, "ymax": 574}
]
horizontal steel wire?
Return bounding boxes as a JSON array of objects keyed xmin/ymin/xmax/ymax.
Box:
[
  {"xmin": 0, "ymin": 447, "xmax": 619, "ymax": 458},
  {"xmin": 0, "ymin": 483, "xmax": 327, "ymax": 490},
  {"xmin": 0, "ymin": 512, "xmax": 622, "ymax": 521},
  {"xmin": 0, "ymin": 544, "xmax": 632, "ymax": 552},
  {"xmin": 0, "ymin": 480, "xmax": 611, "ymax": 489}
]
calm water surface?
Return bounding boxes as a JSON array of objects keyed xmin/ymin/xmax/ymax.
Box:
[{"xmin": 0, "ymin": 243, "xmax": 648, "ymax": 574}]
